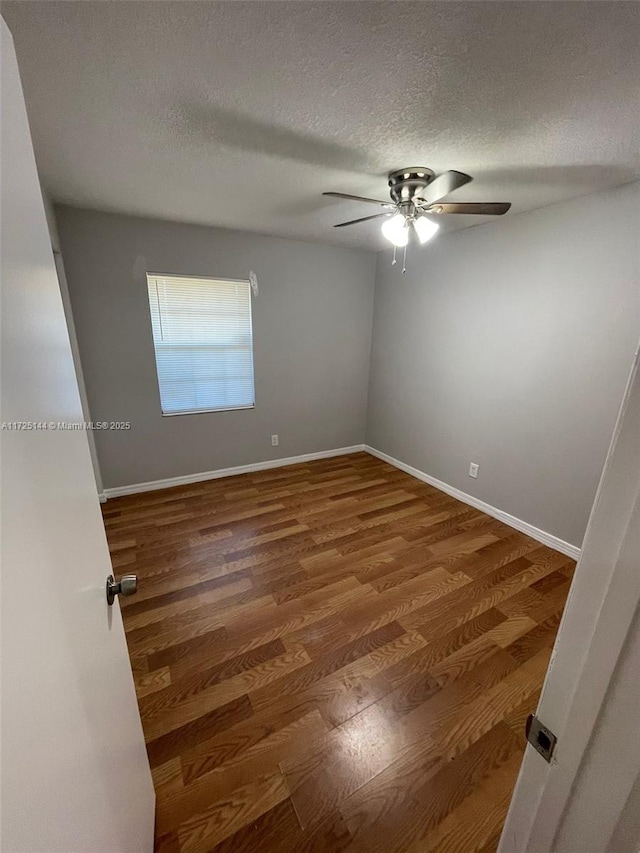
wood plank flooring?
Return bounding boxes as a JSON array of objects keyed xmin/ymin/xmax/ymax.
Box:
[{"xmin": 102, "ymin": 452, "xmax": 575, "ymax": 853}]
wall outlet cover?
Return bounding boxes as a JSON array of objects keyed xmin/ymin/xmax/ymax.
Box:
[
  {"xmin": 271, "ymin": 434, "xmax": 279, "ymax": 446},
  {"xmin": 469, "ymin": 462, "xmax": 479, "ymax": 479}
]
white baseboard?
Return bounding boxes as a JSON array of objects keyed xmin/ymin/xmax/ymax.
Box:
[
  {"xmin": 102, "ymin": 445, "xmax": 365, "ymax": 500},
  {"xmin": 364, "ymin": 445, "xmax": 581, "ymax": 560},
  {"xmin": 98, "ymin": 493, "xmax": 107, "ymax": 504}
]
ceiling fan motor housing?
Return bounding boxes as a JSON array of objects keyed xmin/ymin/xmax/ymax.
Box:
[{"xmin": 388, "ymin": 167, "xmax": 434, "ymax": 206}]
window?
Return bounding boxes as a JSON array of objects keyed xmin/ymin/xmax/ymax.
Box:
[{"xmin": 146, "ymin": 273, "xmax": 255, "ymax": 415}]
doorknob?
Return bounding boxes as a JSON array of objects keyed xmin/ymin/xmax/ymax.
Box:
[{"xmin": 106, "ymin": 574, "xmax": 138, "ymax": 606}]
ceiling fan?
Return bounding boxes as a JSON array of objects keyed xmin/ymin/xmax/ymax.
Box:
[{"xmin": 323, "ymin": 167, "xmax": 511, "ymax": 271}]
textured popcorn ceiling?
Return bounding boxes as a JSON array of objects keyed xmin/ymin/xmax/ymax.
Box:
[{"xmin": 4, "ymin": 1, "xmax": 640, "ymax": 250}]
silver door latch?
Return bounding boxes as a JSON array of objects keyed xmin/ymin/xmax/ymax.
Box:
[{"xmin": 106, "ymin": 574, "xmax": 137, "ymax": 606}]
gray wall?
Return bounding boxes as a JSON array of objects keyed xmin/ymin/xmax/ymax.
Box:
[
  {"xmin": 367, "ymin": 181, "xmax": 640, "ymax": 549},
  {"xmin": 56, "ymin": 207, "xmax": 376, "ymax": 489}
]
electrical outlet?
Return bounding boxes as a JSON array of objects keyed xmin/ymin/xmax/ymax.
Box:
[
  {"xmin": 469, "ymin": 462, "xmax": 479, "ymax": 479},
  {"xmin": 271, "ymin": 434, "xmax": 279, "ymax": 447}
]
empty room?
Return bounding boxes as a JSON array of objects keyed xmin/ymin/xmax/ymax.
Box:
[{"xmin": 2, "ymin": 2, "xmax": 640, "ymax": 852}]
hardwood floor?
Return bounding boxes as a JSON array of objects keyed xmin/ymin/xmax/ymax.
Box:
[{"xmin": 102, "ymin": 452, "xmax": 574, "ymax": 853}]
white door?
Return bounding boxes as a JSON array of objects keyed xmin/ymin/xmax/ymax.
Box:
[
  {"xmin": 1, "ymin": 18, "xmax": 155, "ymax": 853},
  {"xmin": 499, "ymin": 343, "xmax": 640, "ymax": 852}
]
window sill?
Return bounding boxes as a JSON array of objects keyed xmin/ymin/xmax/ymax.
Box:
[{"xmin": 161, "ymin": 404, "xmax": 256, "ymax": 417}]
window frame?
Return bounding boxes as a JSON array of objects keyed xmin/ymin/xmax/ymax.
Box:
[{"xmin": 146, "ymin": 271, "xmax": 256, "ymax": 417}]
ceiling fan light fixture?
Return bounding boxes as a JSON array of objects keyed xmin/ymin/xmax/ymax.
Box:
[
  {"xmin": 381, "ymin": 213, "xmax": 409, "ymax": 247},
  {"xmin": 412, "ymin": 216, "xmax": 440, "ymax": 245}
]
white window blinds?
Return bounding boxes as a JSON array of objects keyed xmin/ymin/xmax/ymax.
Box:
[{"xmin": 146, "ymin": 273, "xmax": 255, "ymax": 415}]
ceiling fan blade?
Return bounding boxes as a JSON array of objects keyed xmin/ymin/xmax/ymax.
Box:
[
  {"xmin": 416, "ymin": 170, "xmax": 473, "ymax": 205},
  {"xmin": 333, "ymin": 213, "xmax": 391, "ymax": 228},
  {"xmin": 323, "ymin": 191, "xmax": 392, "ymax": 207},
  {"xmin": 427, "ymin": 202, "xmax": 512, "ymax": 215}
]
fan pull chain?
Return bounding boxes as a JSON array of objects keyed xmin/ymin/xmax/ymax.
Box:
[
  {"xmin": 402, "ymin": 244, "xmax": 407, "ymax": 274},
  {"xmin": 391, "ymin": 245, "xmax": 397, "ymax": 265}
]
